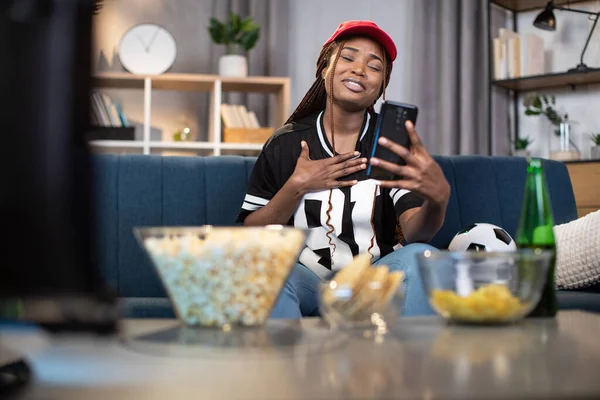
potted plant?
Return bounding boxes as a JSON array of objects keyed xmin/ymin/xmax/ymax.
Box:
[
  {"xmin": 591, "ymin": 133, "xmax": 600, "ymax": 159},
  {"xmin": 208, "ymin": 11, "xmax": 260, "ymax": 77},
  {"xmin": 523, "ymin": 93, "xmax": 581, "ymax": 160},
  {"xmin": 513, "ymin": 136, "xmax": 533, "ymax": 157}
]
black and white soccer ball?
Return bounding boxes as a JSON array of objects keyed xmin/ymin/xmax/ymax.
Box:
[{"xmin": 448, "ymin": 223, "xmax": 517, "ymax": 252}]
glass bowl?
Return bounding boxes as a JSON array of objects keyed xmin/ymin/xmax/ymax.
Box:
[
  {"xmin": 416, "ymin": 248, "xmax": 553, "ymax": 325},
  {"xmin": 133, "ymin": 225, "xmax": 306, "ymax": 328},
  {"xmin": 318, "ymin": 258, "xmax": 405, "ymax": 333}
]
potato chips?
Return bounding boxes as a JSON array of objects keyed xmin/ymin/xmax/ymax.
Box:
[
  {"xmin": 430, "ymin": 284, "xmax": 526, "ymax": 323},
  {"xmin": 321, "ymin": 254, "xmax": 404, "ymax": 322}
]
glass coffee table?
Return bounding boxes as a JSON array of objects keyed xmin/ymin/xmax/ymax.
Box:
[{"xmin": 4, "ymin": 310, "xmax": 600, "ymax": 399}]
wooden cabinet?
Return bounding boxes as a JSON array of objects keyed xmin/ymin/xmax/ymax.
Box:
[{"xmin": 565, "ymin": 161, "xmax": 600, "ymax": 218}]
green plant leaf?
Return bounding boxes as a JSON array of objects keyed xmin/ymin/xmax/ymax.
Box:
[
  {"xmin": 209, "ymin": 12, "xmax": 260, "ymax": 52},
  {"xmin": 208, "ymin": 17, "xmax": 226, "ymax": 44},
  {"xmin": 239, "ymin": 17, "xmax": 258, "ymax": 33},
  {"xmin": 545, "ymin": 107, "xmax": 562, "ymax": 125},
  {"xmin": 525, "ymin": 109, "xmax": 542, "ymax": 116},
  {"xmin": 239, "ymin": 27, "xmax": 260, "ymax": 51},
  {"xmin": 551, "ymin": 95, "xmax": 556, "ymax": 105},
  {"xmin": 533, "ymin": 95, "xmax": 542, "ymax": 109},
  {"xmin": 232, "ymin": 12, "xmax": 241, "ymax": 35},
  {"xmin": 225, "ymin": 11, "xmax": 242, "ymax": 45},
  {"xmin": 513, "ymin": 136, "xmax": 533, "ymax": 150}
]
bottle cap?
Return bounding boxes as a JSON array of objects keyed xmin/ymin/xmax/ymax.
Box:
[{"xmin": 527, "ymin": 158, "xmax": 543, "ymax": 172}]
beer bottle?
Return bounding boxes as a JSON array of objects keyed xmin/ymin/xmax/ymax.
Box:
[{"xmin": 515, "ymin": 158, "xmax": 558, "ymax": 318}]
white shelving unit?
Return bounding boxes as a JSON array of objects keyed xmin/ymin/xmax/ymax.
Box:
[{"xmin": 90, "ymin": 72, "xmax": 291, "ymax": 156}]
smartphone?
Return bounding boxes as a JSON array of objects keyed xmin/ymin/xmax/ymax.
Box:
[{"xmin": 366, "ymin": 100, "xmax": 418, "ymax": 180}]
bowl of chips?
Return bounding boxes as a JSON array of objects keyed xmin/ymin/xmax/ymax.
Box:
[
  {"xmin": 416, "ymin": 249, "xmax": 553, "ymax": 324},
  {"xmin": 318, "ymin": 254, "xmax": 405, "ymax": 332},
  {"xmin": 133, "ymin": 225, "xmax": 306, "ymax": 328}
]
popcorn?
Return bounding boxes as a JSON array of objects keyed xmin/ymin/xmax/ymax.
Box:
[{"xmin": 142, "ymin": 228, "xmax": 305, "ymax": 327}]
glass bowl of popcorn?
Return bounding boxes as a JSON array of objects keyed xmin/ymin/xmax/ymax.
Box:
[
  {"xmin": 318, "ymin": 254, "xmax": 406, "ymax": 334},
  {"xmin": 133, "ymin": 225, "xmax": 306, "ymax": 328},
  {"xmin": 416, "ymin": 249, "xmax": 553, "ymax": 325}
]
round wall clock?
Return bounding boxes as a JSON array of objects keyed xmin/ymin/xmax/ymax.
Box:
[{"xmin": 118, "ymin": 23, "xmax": 177, "ymax": 76}]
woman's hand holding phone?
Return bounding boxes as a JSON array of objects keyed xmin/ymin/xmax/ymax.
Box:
[{"xmin": 369, "ymin": 121, "xmax": 450, "ymax": 207}]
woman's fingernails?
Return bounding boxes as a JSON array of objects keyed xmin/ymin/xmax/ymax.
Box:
[
  {"xmin": 379, "ymin": 137, "xmax": 388, "ymax": 145},
  {"xmin": 371, "ymin": 158, "xmax": 379, "ymax": 166}
]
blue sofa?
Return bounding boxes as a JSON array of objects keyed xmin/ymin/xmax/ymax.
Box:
[{"xmin": 91, "ymin": 154, "xmax": 600, "ymax": 318}]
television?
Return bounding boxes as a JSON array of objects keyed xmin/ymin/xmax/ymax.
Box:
[{"xmin": 0, "ymin": 0, "xmax": 118, "ymax": 390}]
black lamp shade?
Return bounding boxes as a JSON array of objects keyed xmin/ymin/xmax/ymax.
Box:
[{"xmin": 534, "ymin": 6, "xmax": 557, "ymax": 31}]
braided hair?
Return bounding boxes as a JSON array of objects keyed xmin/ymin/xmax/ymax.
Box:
[{"xmin": 286, "ymin": 36, "xmax": 393, "ymax": 267}]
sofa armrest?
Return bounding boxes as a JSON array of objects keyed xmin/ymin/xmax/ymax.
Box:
[{"xmin": 118, "ymin": 297, "xmax": 175, "ymax": 319}]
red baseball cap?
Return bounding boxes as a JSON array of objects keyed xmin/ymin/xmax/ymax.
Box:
[{"xmin": 323, "ymin": 20, "xmax": 397, "ymax": 61}]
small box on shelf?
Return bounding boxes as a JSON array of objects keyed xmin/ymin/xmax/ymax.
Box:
[
  {"xmin": 85, "ymin": 126, "xmax": 135, "ymax": 141},
  {"xmin": 222, "ymin": 127, "xmax": 273, "ymax": 144}
]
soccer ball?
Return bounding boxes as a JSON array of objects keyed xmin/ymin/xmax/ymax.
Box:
[{"xmin": 448, "ymin": 223, "xmax": 517, "ymax": 252}]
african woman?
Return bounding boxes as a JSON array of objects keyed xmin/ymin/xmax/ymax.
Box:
[{"xmin": 236, "ymin": 20, "xmax": 450, "ymax": 318}]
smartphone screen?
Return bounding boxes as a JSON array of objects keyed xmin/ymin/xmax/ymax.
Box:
[{"xmin": 366, "ymin": 101, "xmax": 418, "ymax": 180}]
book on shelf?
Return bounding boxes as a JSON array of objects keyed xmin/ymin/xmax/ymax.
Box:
[
  {"xmin": 493, "ymin": 28, "xmax": 545, "ymax": 81},
  {"xmin": 90, "ymin": 90, "xmax": 129, "ymax": 128},
  {"xmin": 220, "ymin": 104, "xmax": 261, "ymax": 129},
  {"xmin": 220, "ymin": 103, "xmax": 273, "ymax": 144}
]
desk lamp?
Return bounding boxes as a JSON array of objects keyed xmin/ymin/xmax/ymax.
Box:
[{"xmin": 533, "ymin": 1, "xmax": 600, "ymax": 73}]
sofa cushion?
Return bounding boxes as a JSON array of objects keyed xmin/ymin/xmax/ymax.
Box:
[
  {"xmin": 202, "ymin": 156, "xmax": 253, "ymax": 226},
  {"xmin": 92, "ymin": 155, "xmax": 256, "ymax": 299},
  {"xmin": 554, "ymin": 210, "xmax": 600, "ymax": 289},
  {"xmin": 557, "ymin": 290, "xmax": 600, "ymax": 313},
  {"xmin": 117, "ymin": 156, "xmax": 165, "ymax": 298}
]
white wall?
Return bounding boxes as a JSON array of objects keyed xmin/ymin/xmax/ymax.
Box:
[
  {"xmin": 513, "ymin": 0, "xmax": 600, "ymax": 159},
  {"xmin": 287, "ymin": 0, "xmax": 415, "ymax": 113}
]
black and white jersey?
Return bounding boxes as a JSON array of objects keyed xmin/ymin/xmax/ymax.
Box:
[{"xmin": 236, "ymin": 110, "xmax": 424, "ymax": 279}]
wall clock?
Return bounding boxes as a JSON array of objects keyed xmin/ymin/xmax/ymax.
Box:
[{"xmin": 118, "ymin": 23, "xmax": 177, "ymax": 76}]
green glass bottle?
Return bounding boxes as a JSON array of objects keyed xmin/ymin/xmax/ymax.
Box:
[{"xmin": 515, "ymin": 158, "xmax": 558, "ymax": 318}]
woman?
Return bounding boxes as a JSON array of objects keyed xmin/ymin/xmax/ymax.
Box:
[{"xmin": 236, "ymin": 20, "xmax": 450, "ymax": 318}]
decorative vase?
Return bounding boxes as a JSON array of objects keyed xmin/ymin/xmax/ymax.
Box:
[
  {"xmin": 591, "ymin": 146, "xmax": 600, "ymax": 160},
  {"xmin": 514, "ymin": 149, "xmax": 530, "ymax": 157},
  {"xmin": 549, "ymin": 122, "xmax": 580, "ymax": 161},
  {"xmin": 218, "ymin": 54, "xmax": 248, "ymax": 77}
]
